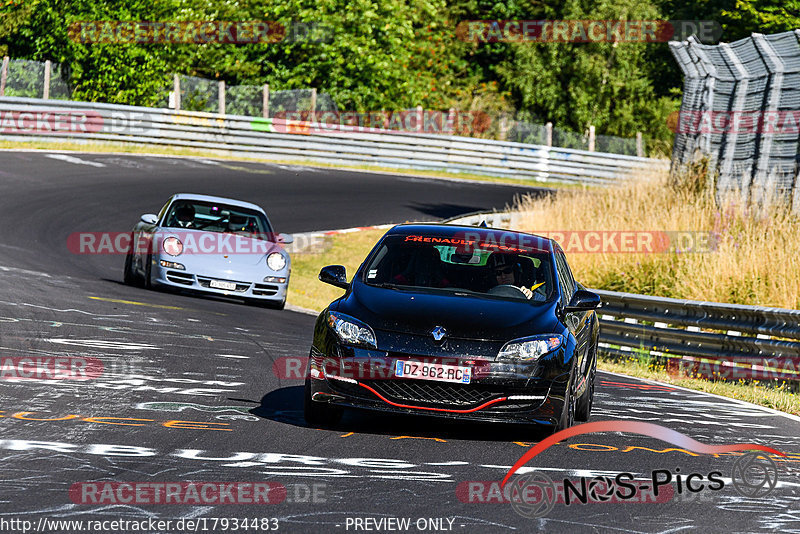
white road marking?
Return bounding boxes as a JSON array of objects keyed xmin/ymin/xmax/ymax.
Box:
[
  {"xmin": 0, "ymin": 265, "xmax": 51, "ymax": 278},
  {"xmin": 45, "ymin": 154, "xmax": 106, "ymax": 167},
  {"xmin": 45, "ymin": 339, "xmax": 158, "ymax": 351},
  {"xmin": 602, "ymin": 370, "xmax": 800, "ymax": 424}
]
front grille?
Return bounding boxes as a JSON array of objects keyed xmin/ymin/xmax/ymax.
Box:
[
  {"xmin": 166, "ymin": 270, "xmax": 194, "ymax": 285},
  {"xmin": 362, "ymin": 379, "xmax": 504, "ymax": 407},
  {"xmin": 252, "ymin": 283, "xmax": 279, "ymax": 296},
  {"xmin": 196, "ymin": 277, "xmax": 250, "ymax": 292}
]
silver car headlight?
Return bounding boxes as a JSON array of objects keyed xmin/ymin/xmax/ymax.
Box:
[
  {"xmin": 267, "ymin": 252, "xmax": 286, "ymax": 271},
  {"xmin": 327, "ymin": 311, "xmax": 377, "ymax": 349},
  {"xmin": 497, "ymin": 334, "xmax": 563, "ymax": 362},
  {"xmin": 163, "ymin": 236, "xmax": 183, "ymax": 256}
]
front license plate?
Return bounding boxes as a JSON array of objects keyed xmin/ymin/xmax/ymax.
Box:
[
  {"xmin": 209, "ymin": 280, "xmax": 237, "ymax": 291},
  {"xmin": 394, "ymin": 361, "xmax": 471, "ymax": 384}
]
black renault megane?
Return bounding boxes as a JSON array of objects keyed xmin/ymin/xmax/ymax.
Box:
[{"xmin": 304, "ymin": 223, "xmax": 600, "ymax": 433}]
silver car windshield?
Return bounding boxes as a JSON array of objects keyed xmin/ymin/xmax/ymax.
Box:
[
  {"xmin": 163, "ymin": 201, "xmax": 274, "ymax": 239},
  {"xmin": 362, "ymin": 235, "xmax": 556, "ymax": 302}
]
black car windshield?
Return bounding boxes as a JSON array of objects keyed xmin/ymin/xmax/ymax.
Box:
[
  {"xmin": 362, "ymin": 234, "xmax": 556, "ymax": 302},
  {"xmin": 163, "ymin": 200, "xmax": 274, "ymax": 239}
]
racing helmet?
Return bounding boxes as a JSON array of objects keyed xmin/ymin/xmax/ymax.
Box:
[{"xmin": 175, "ymin": 204, "xmax": 195, "ymax": 227}]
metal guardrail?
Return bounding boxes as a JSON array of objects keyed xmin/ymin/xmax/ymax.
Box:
[
  {"xmin": 596, "ymin": 289, "xmax": 800, "ymax": 383},
  {"xmin": 596, "ymin": 289, "xmax": 800, "ymax": 359},
  {"xmin": 0, "ymin": 96, "xmax": 666, "ymax": 184},
  {"xmin": 443, "ymin": 211, "xmax": 800, "ymax": 381}
]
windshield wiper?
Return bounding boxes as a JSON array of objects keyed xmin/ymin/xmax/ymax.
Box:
[{"xmin": 370, "ymin": 282, "xmax": 408, "ymax": 290}]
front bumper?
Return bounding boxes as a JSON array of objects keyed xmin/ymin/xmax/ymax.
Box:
[
  {"xmin": 307, "ymin": 348, "xmax": 571, "ymax": 426},
  {"xmin": 151, "ymin": 261, "xmax": 288, "ymax": 302}
]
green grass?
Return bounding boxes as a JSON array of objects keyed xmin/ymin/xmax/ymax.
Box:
[{"xmin": 288, "ymin": 229, "xmax": 386, "ymax": 312}]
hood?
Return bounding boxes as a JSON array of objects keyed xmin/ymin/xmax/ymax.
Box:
[
  {"xmin": 155, "ymin": 229, "xmax": 282, "ymax": 268},
  {"xmin": 338, "ymin": 279, "xmax": 561, "ymax": 341}
]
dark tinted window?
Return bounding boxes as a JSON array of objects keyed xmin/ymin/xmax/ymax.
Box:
[
  {"xmin": 362, "ymin": 234, "xmax": 557, "ymax": 303},
  {"xmin": 554, "ymin": 250, "xmax": 575, "ymax": 303},
  {"xmin": 163, "ymin": 200, "xmax": 273, "ymax": 239}
]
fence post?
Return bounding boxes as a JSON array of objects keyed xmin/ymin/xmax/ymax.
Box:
[
  {"xmin": 588, "ymin": 125, "xmax": 595, "ymax": 151},
  {"xmin": 447, "ymin": 107, "xmax": 456, "ymax": 134},
  {"xmin": 499, "ymin": 115, "xmax": 508, "ymax": 141},
  {"xmin": 173, "ymin": 74, "xmax": 181, "ymax": 110},
  {"xmin": 636, "ymin": 132, "xmax": 643, "ymax": 157},
  {"xmin": 310, "ymin": 88, "xmax": 317, "ymax": 122},
  {"xmin": 218, "ymin": 80, "xmax": 225, "ymax": 115},
  {"xmin": 262, "ymin": 84, "xmax": 269, "ymax": 118},
  {"xmin": 0, "ymin": 56, "xmax": 8, "ymax": 97},
  {"xmin": 43, "ymin": 60, "xmax": 51, "ymax": 99},
  {"xmin": 545, "ymin": 122, "xmax": 553, "ymax": 147}
]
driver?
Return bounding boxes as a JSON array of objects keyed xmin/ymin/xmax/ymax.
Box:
[
  {"xmin": 489, "ymin": 253, "xmax": 535, "ymax": 299},
  {"xmin": 174, "ymin": 204, "xmax": 195, "ymax": 228}
]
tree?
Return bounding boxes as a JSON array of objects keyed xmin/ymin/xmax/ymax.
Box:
[{"xmin": 496, "ymin": 0, "xmax": 679, "ymax": 146}]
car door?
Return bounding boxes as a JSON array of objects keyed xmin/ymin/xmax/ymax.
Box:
[{"xmin": 555, "ymin": 248, "xmax": 591, "ymax": 376}]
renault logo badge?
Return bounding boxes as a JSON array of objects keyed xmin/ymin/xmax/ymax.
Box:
[{"xmin": 431, "ymin": 326, "xmax": 447, "ymax": 342}]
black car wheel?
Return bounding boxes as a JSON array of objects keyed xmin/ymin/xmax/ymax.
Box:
[
  {"xmin": 303, "ymin": 378, "xmax": 343, "ymax": 427},
  {"xmin": 123, "ymin": 235, "xmax": 137, "ymax": 285},
  {"xmin": 143, "ymin": 252, "xmax": 153, "ymax": 289},
  {"xmin": 249, "ymin": 298, "xmax": 286, "ymax": 311},
  {"xmin": 575, "ymin": 351, "xmax": 596, "ymax": 421},
  {"xmin": 554, "ymin": 369, "xmax": 576, "ymax": 433}
]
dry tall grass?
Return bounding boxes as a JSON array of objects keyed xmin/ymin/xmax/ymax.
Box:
[{"xmin": 515, "ymin": 165, "xmax": 800, "ymax": 309}]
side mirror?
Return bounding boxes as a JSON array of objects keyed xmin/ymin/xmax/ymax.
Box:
[
  {"xmin": 564, "ymin": 289, "xmax": 601, "ymax": 313},
  {"xmin": 277, "ymin": 233, "xmax": 294, "ymax": 244},
  {"xmin": 319, "ymin": 265, "xmax": 349, "ymax": 289},
  {"xmin": 140, "ymin": 213, "xmax": 158, "ymax": 225}
]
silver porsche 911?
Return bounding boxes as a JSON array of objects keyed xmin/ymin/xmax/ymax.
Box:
[{"xmin": 123, "ymin": 193, "xmax": 292, "ymax": 309}]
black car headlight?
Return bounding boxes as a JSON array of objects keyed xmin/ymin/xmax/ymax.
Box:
[
  {"xmin": 497, "ymin": 334, "xmax": 563, "ymax": 362},
  {"xmin": 327, "ymin": 311, "xmax": 377, "ymax": 349}
]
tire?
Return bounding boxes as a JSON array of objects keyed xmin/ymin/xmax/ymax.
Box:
[
  {"xmin": 575, "ymin": 352, "xmax": 596, "ymax": 422},
  {"xmin": 303, "ymin": 378, "xmax": 343, "ymax": 427},
  {"xmin": 554, "ymin": 368, "xmax": 576, "ymax": 433},
  {"xmin": 123, "ymin": 238, "xmax": 136, "ymax": 285},
  {"xmin": 249, "ymin": 298, "xmax": 286, "ymax": 310},
  {"xmin": 143, "ymin": 252, "xmax": 153, "ymax": 289}
]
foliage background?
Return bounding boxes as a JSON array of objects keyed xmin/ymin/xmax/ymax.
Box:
[{"xmin": 0, "ymin": 0, "xmax": 791, "ymax": 151}]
